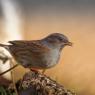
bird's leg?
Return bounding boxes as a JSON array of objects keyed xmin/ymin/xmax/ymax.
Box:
[
  {"xmin": 42, "ymin": 69, "xmax": 46, "ymax": 74},
  {"xmin": 30, "ymin": 68, "xmax": 46, "ymax": 74},
  {"xmin": 30, "ymin": 68, "xmax": 39, "ymax": 73}
]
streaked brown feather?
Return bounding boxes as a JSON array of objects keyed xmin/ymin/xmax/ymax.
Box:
[{"xmin": 9, "ymin": 40, "xmax": 50, "ymax": 53}]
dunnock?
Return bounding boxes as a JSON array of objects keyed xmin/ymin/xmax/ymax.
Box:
[{"xmin": 0, "ymin": 33, "xmax": 72, "ymax": 71}]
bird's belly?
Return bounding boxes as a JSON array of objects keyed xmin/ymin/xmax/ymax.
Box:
[
  {"xmin": 26, "ymin": 50, "xmax": 60, "ymax": 69},
  {"xmin": 13, "ymin": 49, "xmax": 60, "ymax": 69}
]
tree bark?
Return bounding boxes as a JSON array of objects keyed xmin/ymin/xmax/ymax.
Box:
[{"xmin": 0, "ymin": 76, "xmax": 11, "ymax": 87}]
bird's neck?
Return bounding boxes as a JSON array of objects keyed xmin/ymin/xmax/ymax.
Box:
[{"xmin": 41, "ymin": 39, "xmax": 62, "ymax": 50}]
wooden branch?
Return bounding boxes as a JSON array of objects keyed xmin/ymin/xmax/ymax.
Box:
[
  {"xmin": 17, "ymin": 71, "xmax": 76, "ymax": 95},
  {"xmin": 0, "ymin": 76, "xmax": 11, "ymax": 87}
]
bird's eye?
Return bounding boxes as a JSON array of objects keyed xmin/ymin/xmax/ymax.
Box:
[{"xmin": 58, "ymin": 37, "xmax": 63, "ymax": 41}]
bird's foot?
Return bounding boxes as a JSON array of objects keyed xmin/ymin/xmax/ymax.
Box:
[{"xmin": 30, "ymin": 68, "xmax": 39, "ymax": 73}]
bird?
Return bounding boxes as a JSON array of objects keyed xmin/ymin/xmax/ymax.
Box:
[{"xmin": 0, "ymin": 33, "xmax": 72, "ymax": 74}]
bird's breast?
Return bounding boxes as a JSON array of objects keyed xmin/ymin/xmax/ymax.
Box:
[{"xmin": 44, "ymin": 49, "xmax": 60, "ymax": 68}]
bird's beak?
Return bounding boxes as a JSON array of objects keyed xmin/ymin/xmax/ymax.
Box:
[{"xmin": 66, "ymin": 42, "xmax": 73, "ymax": 46}]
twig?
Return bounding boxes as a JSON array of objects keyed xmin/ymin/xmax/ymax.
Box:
[
  {"xmin": 10, "ymin": 59, "xmax": 19, "ymax": 95},
  {"xmin": 0, "ymin": 64, "xmax": 19, "ymax": 76},
  {"xmin": 0, "ymin": 51, "xmax": 19, "ymax": 76}
]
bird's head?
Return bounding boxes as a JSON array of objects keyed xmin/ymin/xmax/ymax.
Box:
[{"xmin": 43, "ymin": 33, "xmax": 72, "ymax": 49}]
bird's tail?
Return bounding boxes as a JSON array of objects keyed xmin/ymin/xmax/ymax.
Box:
[{"xmin": 0, "ymin": 43, "xmax": 9, "ymax": 50}]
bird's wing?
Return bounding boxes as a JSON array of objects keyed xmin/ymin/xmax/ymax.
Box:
[
  {"xmin": 8, "ymin": 40, "xmax": 50, "ymax": 53},
  {"xmin": 9, "ymin": 40, "xmax": 28, "ymax": 45}
]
